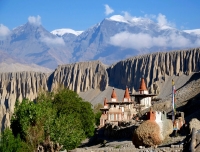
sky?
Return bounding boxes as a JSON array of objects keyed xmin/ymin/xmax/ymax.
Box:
[{"xmin": 0, "ymin": 0, "xmax": 200, "ymax": 32}]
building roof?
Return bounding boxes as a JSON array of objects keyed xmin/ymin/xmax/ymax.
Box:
[
  {"xmin": 124, "ymin": 87, "xmax": 131, "ymax": 100},
  {"xmin": 107, "ymin": 101, "xmax": 134, "ymax": 104},
  {"xmin": 100, "ymin": 107, "xmax": 109, "ymax": 111},
  {"xmin": 139, "ymin": 78, "xmax": 147, "ymax": 91},
  {"xmin": 111, "ymin": 88, "xmax": 117, "ymax": 99},
  {"xmin": 130, "ymin": 94, "xmax": 156, "ymax": 97}
]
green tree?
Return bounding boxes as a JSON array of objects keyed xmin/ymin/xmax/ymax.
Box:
[
  {"xmin": 93, "ymin": 103, "xmax": 103, "ymax": 126},
  {"xmin": 50, "ymin": 114, "xmax": 84, "ymax": 150},
  {"xmin": 10, "ymin": 88, "xmax": 95, "ymax": 150},
  {"xmin": 0, "ymin": 128, "xmax": 29, "ymax": 152},
  {"xmin": 53, "ymin": 89, "xmax": 95, "ymax": 137},
  {"xmin": 11, "ymin": 99, "xmax": 47, "ymax": 147}
]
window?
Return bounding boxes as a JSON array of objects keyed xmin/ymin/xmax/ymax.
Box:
[
  {"xmin": 116, "ymin": 114, "xmax": 118, "ymax": 120},
  {"xmin": 111, "ymin": 114, "xmax": 114, "ymax": 121}
]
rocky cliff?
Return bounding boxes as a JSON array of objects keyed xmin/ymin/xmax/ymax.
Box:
[
  {"xmin": 0, "ymin": 61, "xmax": 108, "ymax": 131},
  {"xmin": 107, "ymin": 48, "xmax": 200, "ymax": 96},
  {"xmin": 50, "ymin": 61, "xmax": 108, "ymax": 93},
  {"xmin": 0, "ymin": 72, "xmax": 49, "ymax": 131},
  {"xmin": 1, "ymin": 48, "xmax": 200, "ymax": 132}
]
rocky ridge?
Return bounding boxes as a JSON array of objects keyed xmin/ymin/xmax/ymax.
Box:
[
  {"xmin": 0, "ymin": 72, "xmax": 48, "ymax": 132},
  {"xmin": 108, "ymin": 48, "xmax": 200, "ymax": 91},
  {"xmin": 0, "ymin": 61, "xmax": 108, "ymax": 131},
  {"xmin": 50, "ymin": 61, "xmax": 108, "ymax": 93},
  {"xmin": 1, "ymin": 48, "xmax": 200, "ymax": 132},
  {"xmin": 88, "ymin": 48, "xmax": 200, "ymax": 106}
]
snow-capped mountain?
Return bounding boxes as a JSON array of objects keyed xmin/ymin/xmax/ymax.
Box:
[
  {"xmin": 184, "ymin": 29, "xmax": 200, "ymax": 35},
  {"xmin": 70, "ymin": 15, "xmax": 199, "ymax": 64},
  {"xmin": 0, "ymin": 15, "xmax": 200, "ymax": 69},
  {"xmin": 0, "ymin": 22, "xmax": 73, "ymax": 68},
  {"xmin": 51, "ymin": 28, "xmax": 83, "ymax": 36}
]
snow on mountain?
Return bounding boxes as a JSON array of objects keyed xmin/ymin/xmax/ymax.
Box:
[
  {"xmin": 0, "ymin": 15, "xmax": 200, "ymax": 69},
  {"xmin": 108, "ymin": 14, "xmax": 173, "ymax": 30},
  {"xmin": 0, "ymin": 22, "xmax": 74, "ymax": 69},
  {"xmin": 51, "ymin": 28, "xmax": 83, "ymax": 36},
  {"xmin": 184, "ymin": 29, "xmax": 200, "ymax": 35},
  {"xmin": 108, "ymin": 15, "xmax": 129, "ymax": 23},
  {"xmin": 108, "ymin": 15, "xmax": 149, "ymax": 24}
]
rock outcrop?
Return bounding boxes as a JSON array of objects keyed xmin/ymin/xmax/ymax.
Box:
[
  {"xmin": 107, "ymin": 48, "xmax": 200, "ymax": 96},
  {"xmin": 1, "ymin": 48, "xmax": 200, "ymax": 132},
  {"xmin": 0, "ymin": 61, "xmax": 108, "ymax": 131},
  {"xmin": 0, "ymin": 71, "xmax": 48, "ymax": 131},
  {"xmin": 189, "ymin": 118, "xmax": 200, "ymax": 133},
  {"xmin": 50, "ymin": 61, "xmax": 108, "ymax": 93},
  {"xmin": 190, "ymin": 128, "xmax": 200, "ymax": 152}
]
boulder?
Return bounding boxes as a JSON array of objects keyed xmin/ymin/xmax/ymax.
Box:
[
  {"xmin": 189, "ymin": 118, "xmax": 200, "ymax": 133},
  {"xmin": 161, "ymin": 119, "xmax": 173, "ymax": 139}
]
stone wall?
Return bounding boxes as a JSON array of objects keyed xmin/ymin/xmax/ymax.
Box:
[{"xmin": 72, "ymin": 144, "xmax": 183, "ymax": 152}]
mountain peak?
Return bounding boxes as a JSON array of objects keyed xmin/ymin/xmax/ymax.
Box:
[
  {"xmin": 108, "ymin": 15, "xmax": 129, "ymax": 23},
  {"xmin": 51, "ymin": 28, "xmax": 83, "ymax": 36},
  {"xmin": 107, "ymin": 15, "xmax": 151, "ymax": 24},
  {"xmin": 184, "ymin": 29, "xmax": 200, "ymax": 35}
]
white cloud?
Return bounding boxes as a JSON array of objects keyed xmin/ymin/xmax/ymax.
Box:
[
  {"xmin": 109, "ymin": 31, "xmax": 199, "ymax": 50},
  {"xmin": 157, "ymin": 13, "xmax": 167, "ymax": 26},
  {"xmin": 40, "ymin": 36, "xmax": 65, "ymax": 46},
  {"xmin": 156, "ymin": 13, "xmax": 175, "ymax": 28},
  {"xmin": 144, "ymin": 14, "xmax": 156, "ymax": 19},
  {"xmin": 28, "ymin": 15, "xmax": 41, "ymax": 26},
  {"xmin": 122, "ymin": 11, "xmax": 133, "ymax": 21},
  {"xmin": 109, "ymin": 12, "xmax": 200, "ymax": 49},
  {"xmin": 0, "ymin": 24, "xmax": 11, "ymax": 40},
  {"xmin": 109, "ymin": 32, "xmax": 167, "ymax": 49},
  {"xmin": 104, "ymin": 4, "xmax": 114, "ymax": 15}
]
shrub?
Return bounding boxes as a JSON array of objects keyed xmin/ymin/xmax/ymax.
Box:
[{"xmin": 10, "ymin": 88, "xmax": 95, "ymax": 150}]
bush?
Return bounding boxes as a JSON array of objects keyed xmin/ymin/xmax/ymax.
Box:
[
  {"xmin": 10, "ymin": 88, "xmax": 95, "ymax": 150},
  {"xmin": 52, "ymin": 89, "xmax": 95, "ymax": 137},
  {"xmin": 0, "ymin": 128, "xmax": 29, "ymax": 152},
  {"xmin": 93, "ymin": 103, "xmax": 103, "ymax": 126}
]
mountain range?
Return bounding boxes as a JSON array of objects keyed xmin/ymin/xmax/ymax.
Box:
[{"xmin": 0, "ymin": 15, "xmax": 200, "ymax": 69}]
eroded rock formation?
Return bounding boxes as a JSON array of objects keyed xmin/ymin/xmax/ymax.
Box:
[
  {"xmin": 1, "ymin": 48, "xmax": 200, "ymax": 132},
  {"xmin": 50, "ymin": 61, "xmax": 108, "ymax": 93},
  {"xmin": 0, "ymin": 72, "xmax": 48, "ymax": 131},
  {"xmin": 0, "ymin": 61, "xmax": 108, "ymax": 131},
  {"xmin": 107, "ymin": 48, "xmax": 200, "ymax": 90}
]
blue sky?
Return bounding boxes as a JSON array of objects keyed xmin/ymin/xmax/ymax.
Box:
[{"xmin": 0, "ymin": 0, "xmax": 200, "ymax": 32}]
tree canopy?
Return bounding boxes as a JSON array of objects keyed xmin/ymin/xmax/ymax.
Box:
[{"xmin": 5, "ymin": 88, "xmax": 95, "ymax": 151}]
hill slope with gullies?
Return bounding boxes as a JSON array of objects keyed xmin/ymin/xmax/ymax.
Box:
[{"xmin": 1, "ymin": 48, "xmax": 200, "ymax": 131}]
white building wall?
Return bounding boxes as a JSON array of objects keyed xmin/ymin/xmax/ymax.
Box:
[
  {"xmin": 124, "ymin": 98, "xmax": 128, "ymax": 102},
  {"xmin": 111, "ymin": 98, "xmax": 116, "ymax": 102},
  {"xmin": 140, "ymin": 97, "xmax": 151, "ymax": 108},
  {"xmin": 144, "ymin": 90, "xmax": 148, "ymax": 94},
  {"xmin": 155, "ymin": 111, "xmax": 162, "ymax": 123},
  {"xmin": 147, "ymin": 97, "xmax": 151, "ymax": 107},
  {"xmin": 140, "ymin": 98, "xmax": 145, "ymax": 105}
]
